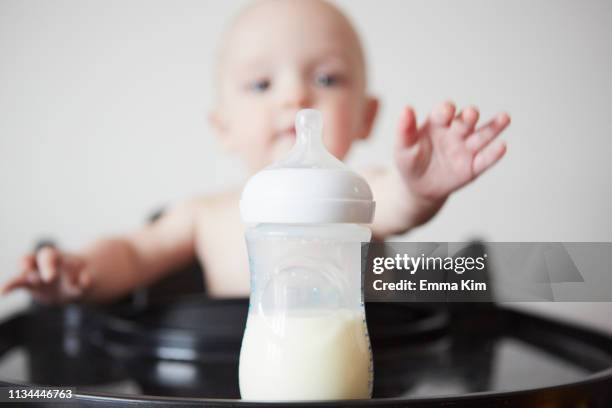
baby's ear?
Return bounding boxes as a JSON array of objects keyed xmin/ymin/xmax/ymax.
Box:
[
  {"xmin": 358, "ymin": 96, "xmax": 379, "ymax": 140},
  {"xmin": 208, "ymin": 109, "xmax": 233, "ymax": 151}
]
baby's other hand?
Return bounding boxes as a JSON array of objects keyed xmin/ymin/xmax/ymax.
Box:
[
  {"xmin": 1, "ymin": 246, "xmax": 91, "ymax": 304},
  {"xmin": 395, "ymin": 101, "xmax": 510, "ymax": 202}
]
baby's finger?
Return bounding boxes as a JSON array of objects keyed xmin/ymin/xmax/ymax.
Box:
[
  {"xmin": 451, "ymin": 106, "xmax": 479, "ymax": 135},
  {"xmin": 449, "ymin": 106, "xmax": 480, "ymax": 140},
  {"xmin": 60, "ymin": 254, "xmax": 86, "ymax": 287},
  {"xmin": 20, "ymin": 254, "xmax": 36, "ymax": 271},
  {"xmin": 62, "ymin": 253, "xmax": 85, "ymax": 273},
  {"xmin": 473, "ymin": 139, "xmax": 507, "ymax": 175},
  {"xmin": 1, "ymin": 254, "xmax": 42, "ymax": 293},
  {"xmin": 36, "ymin": 246, "xmax": 60, "ymax": 283},
  {"xmin": 78, "ymin": 271, "xmax": 91, "ymax": 290},
  {"xmin": 26, "ymin": 270, "xmax": 42, "ymax": 285},
  {"xmin": 396, "ymin": 106, "xmax": 419, "ymax": 149},
  {"xmin": 465, "ymin": 113, "xmax": 510, "ymax": 153},
  {"xmin": 460, "ymin": 106, "xmax": 480, "ymax": 129},
  {"xmin": 429, "ymin": 101, "xmax": 455, "ymax": 127},
  {"xmin": 18, "ymin": 253, "xmax": 41, "ymax": 283},
  {"xmin": 1, "ymin": 273, "xmax": 33, "ymax": 295}
]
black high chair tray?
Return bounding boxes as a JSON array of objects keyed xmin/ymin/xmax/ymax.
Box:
[{"xmin": 0, "ymin": 296, "xmax": 611, "ymax": 407}]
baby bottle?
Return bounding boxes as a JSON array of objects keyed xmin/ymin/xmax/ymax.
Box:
[{"xmin": 238, "ymin": 109, "xmax": 375, "ymax": 401}]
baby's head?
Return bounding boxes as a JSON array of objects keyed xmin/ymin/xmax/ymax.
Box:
[{"xmin": 210, "ymin": 0, "xmax": 379, "ymax": 173}]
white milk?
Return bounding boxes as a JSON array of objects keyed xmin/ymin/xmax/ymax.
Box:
[{"xmin": 239, "ymin": 309, "xmax": 372, "ymax": 400}]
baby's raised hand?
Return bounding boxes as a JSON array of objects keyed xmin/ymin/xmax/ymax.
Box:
[
  {"xmin": 394, "ymin": 102, "xmax": 510, "ymax": 202},
  {"xmin": 1, "ymin": 246, "xmax": 91, "ymax": 304}
]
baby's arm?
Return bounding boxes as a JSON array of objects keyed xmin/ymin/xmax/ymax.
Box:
[
  {"xmin": 364, "ymin": 102, "xmax": 510, "ymax": 239},
  {"xmin": 1, "ymin": 199, "xmax": 200, "ymax": 304}
]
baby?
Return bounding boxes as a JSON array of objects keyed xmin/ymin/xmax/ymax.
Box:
[{"xmin": 1, "ymin": 0, "xmax": 510, "ymax": 304}]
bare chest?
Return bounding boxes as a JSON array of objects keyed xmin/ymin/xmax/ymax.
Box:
[{"xmin": 194, "ymin": 201, "xmax": 250, "ymax": 297}]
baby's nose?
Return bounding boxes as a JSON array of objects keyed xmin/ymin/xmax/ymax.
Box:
[{"xmin": 280, "ymin": 78, "xmax": 312, "ymax": 109}]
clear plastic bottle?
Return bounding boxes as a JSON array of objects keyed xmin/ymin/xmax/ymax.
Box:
[{"xmin": 238, "ymin": 109, "xmax": 375, "ymax": 401}]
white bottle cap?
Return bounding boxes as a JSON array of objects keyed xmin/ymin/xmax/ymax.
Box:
[{"xmin": 240, "ymin": 109, "xmax": 375, "ymax": 224}]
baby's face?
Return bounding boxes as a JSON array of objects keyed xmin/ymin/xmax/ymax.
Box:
[{"xmin": 211, "ymin": 0, "xmax": 378, "ymax": 173}]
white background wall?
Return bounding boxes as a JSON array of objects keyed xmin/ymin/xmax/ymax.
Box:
[{"xmin": 1, "ymin": 0, "xmax": 611, "ymax": 328}]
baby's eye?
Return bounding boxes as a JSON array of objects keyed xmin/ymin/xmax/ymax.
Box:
[
  {"xmin": 248, "ymin": 78, "xmax": 271, "ymax": 92},
  {"xmin": 314, "ymin": 73, "xmax": 342, "ymax": 87}
]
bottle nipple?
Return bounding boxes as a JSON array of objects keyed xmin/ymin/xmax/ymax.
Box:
[
  {"xmin": 295, "ymin": 109, "xmax": 324, "ymax": 152},
  {"xmin": 272, "ymin": 109, "xmax": 344, "ymax": 169}
]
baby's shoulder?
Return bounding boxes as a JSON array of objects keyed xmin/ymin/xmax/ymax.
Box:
[
  {"xmin": 184, "ymin": 190, "xmax": 243, "ymax": 246},
  {"xmin": 181, "ymin": 190, "xmax": 241, "ymax": 225},
  {"xmin": 194, "ymin": 190, "xmax": 240, "ymax": 211}
]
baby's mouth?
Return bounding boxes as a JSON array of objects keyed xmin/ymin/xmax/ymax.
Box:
[
  {"xmin": 272, "ymin": 127, "xmax": 297, "ymax": 160},
  {"xmin": 277, "ymin": 126, "xmax": 296, "ymax": 140}
]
